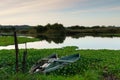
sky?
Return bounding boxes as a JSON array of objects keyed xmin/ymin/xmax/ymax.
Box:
[{"xmin": 0, "ymin": 0, "xmax": 120, "ymax": 26}]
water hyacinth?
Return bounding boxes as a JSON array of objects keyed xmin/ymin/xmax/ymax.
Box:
[
  {"xmin": 50, "ymin": 56, "xmax": 101, "ymax": 76},
  {"xmin": 0, "ymin": 46, "xmax": 120, "ymax": 80}
]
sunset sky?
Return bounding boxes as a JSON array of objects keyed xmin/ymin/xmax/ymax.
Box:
[{"xmin": 0, "ymin": 0, "xmax": 120, "ymax": 26}]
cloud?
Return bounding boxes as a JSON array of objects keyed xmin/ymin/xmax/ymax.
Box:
[
  {"xmin": 71, "ymin": 5, "xmax": 120, "ymax": 15},
  {"xmin": 0, "ymin": 0, "xmax": 87, "ymax": 16},
  {"xmin": 0, "ymin": 0, "xmax": 120, "ymax": 26}
]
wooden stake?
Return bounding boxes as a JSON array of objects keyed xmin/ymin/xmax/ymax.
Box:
[
  {"xmin": 22, "ymin": 43, "xmax": 27, "ymax": 73},
  {"xmin": 14, "ymin": 30, "xmax": 19, "ymax": 73}
]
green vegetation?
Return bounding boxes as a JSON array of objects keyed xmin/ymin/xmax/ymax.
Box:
[
  {"xmin": 0, "ymin": 46, "xmax": 120, "ymax": 80},
  {"xmin": 0, "ymin": 36, "xmax": 39, "ymax": 46}
]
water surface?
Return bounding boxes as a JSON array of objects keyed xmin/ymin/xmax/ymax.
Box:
[{"xmin": 0, "ymin": 36, "xmax": 120, "ymax": 50}]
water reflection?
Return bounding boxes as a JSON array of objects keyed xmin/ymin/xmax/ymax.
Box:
[
  {"xmin": 0, "ymin": 36, "xmax": 120, "ymax": 50},
  {"xmin": 66, "ymin": 33, "xmax": 119, "ymax": 39},
  {"xmin": 33, "ymin": 33, "xmax": 120, "ymax": 44},
  {"xmin": 36, "ymin": 34, "xmax": 66, "ymax": 44}
]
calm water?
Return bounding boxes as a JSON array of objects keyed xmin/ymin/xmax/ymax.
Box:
[{"xmin": 0, "ymin": 36, "xmax": 120, "ymax": 50}]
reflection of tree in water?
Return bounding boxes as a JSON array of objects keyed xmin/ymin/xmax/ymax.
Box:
[
  {"xmin": 66, "ymin": 33, "xmax": 117, "ymax": 39},
  {"xmin": 36, "ymin": 34, "xmax": 66, "ymax": 44},
  {"xmin": 34, "ymin": 23, "xmax": 66, "ymax": 43}
]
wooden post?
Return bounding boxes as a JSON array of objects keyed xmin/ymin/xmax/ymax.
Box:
[
  {"xmin": 22, "ymin": 43, "xmax": 27, "ymax": 73},
  {"xmin": 14, "ymin": 30, "xmax": 19, "ymax": 73}
]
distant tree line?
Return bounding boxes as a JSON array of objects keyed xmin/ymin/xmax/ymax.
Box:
[
  {"xmin": 0, "ymin": 23, "xmax": 120, "ymax": 35},
  {"xmin": 34, "ymin": 23, "xmax": 65, "ymax": 35},
  {"xmin": 0, "ymin": 25, "xmax": 31, "ymax": 33},
  {"xmin": 66, "ymin": 25, "xmax": 120, "ymax": 34}
]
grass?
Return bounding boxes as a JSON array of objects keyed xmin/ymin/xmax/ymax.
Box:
[
  {"xmin": 0, "ymin": 46, "xmax": 120, "ymax": 80},
  {"xmin": 0, "ymin": 36, "xmax": 39, "ymax": 46}
]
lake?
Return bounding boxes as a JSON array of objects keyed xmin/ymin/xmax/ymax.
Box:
[{"xmin": 0, "ymin": 36, "xmax": 120, "ymax": 50}]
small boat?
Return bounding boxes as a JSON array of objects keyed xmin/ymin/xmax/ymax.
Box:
[{"xmin": 29, "ymin": 53, "xmax": 80, "ymax": 74}]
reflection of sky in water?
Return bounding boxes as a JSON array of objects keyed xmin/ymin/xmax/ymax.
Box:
[{"xmin": 0, "ymin": 36, "xmax": 120, "ymax": 50}]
